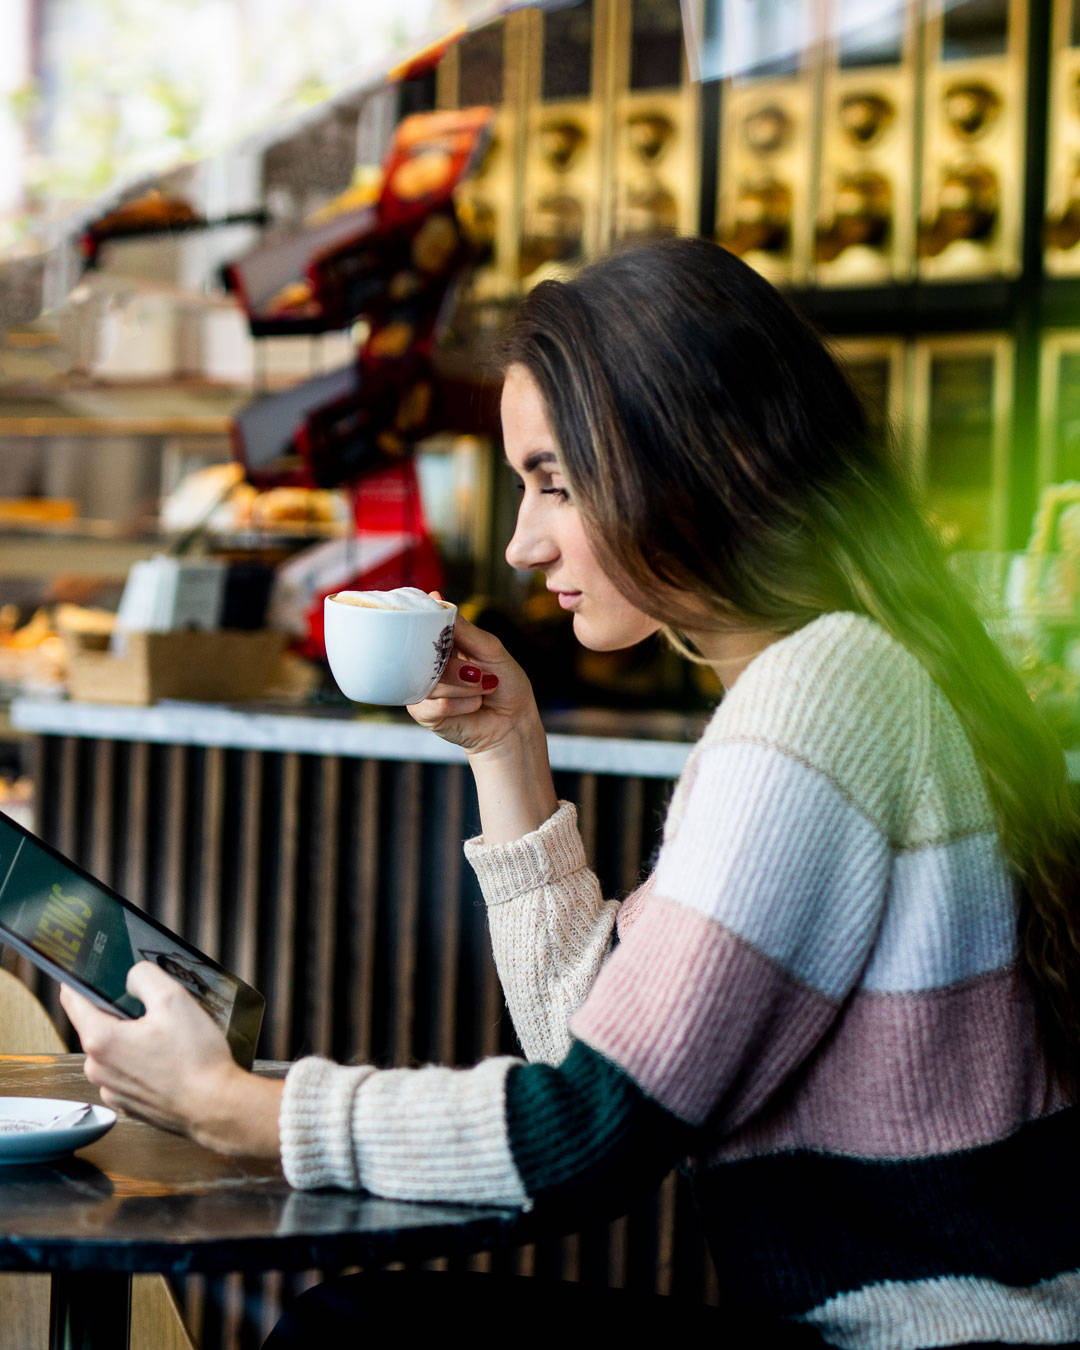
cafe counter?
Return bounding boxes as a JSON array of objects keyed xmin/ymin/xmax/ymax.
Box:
[{"xmin": 9, "ymin": 697, "xmax": 699, "ymax": 778}]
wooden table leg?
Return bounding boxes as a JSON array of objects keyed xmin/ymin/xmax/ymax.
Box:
[{"xmin": 49, "ymin": 1271, "xmax": 131, "ymax": 1350}]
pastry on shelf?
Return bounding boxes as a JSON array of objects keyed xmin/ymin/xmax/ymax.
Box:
[
  {"xmin": 247, "ymin": 487, "xmax": 345, "ymax": 530},
  {"xmin": 89, "ymin": 188, "xmax": 200, "ymax": 235},
  {"xmin": 160, "ymin": 460, "xmax": 346, "ymax": 535},
  {"xmin": 53, "ymin": 604, "xmax": 116, "ymax": 641},
  {"xmin": 79, "ymin": 190, "xmax": 266, "ymax": 267},
  {"xmin": 79, "ymin": 189, "xmax": 203, "ymax": 264},
  {"xmin": 0, "ymin": 606, "xmax": 67, "ymax": 694}
]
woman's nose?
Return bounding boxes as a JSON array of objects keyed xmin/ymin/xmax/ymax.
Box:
[{"xmin": 505, "ymin": 500, "xmax": 557, "ymax": 572}]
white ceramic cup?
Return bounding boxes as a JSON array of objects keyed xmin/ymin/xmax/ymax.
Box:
[{"xmin": 323, "ymin": 592, "xmax": 457, "ymax": 705}]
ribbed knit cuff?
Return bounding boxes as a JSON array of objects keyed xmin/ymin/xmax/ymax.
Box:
[
  {"xmin": 464, "ymin": 801, "xmax": 587, "ymax": 904},
  {"xmin": 279, "ymin": 1056, "xmax": 377, "ymax": 1190},
  {"xmin": 279, "ymin": 1053, "xmax": 530, "ymax": 1206},
  {"xmin": 346, "ymin": 1056, "xmax": 530, "ymax": 1207}
]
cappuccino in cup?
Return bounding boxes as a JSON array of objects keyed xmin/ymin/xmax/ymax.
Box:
[
  {"xmin": 331, "ymin": 587, "xmax": 449, "ymax": 613},
  {"xmin": 324, "ymin": 588, "xmax": 456, "ymax": 705}
]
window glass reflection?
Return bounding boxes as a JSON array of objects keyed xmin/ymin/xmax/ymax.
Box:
[
  {"xmin": 630, "ymin": 0, "xmax": 684, "ymax": 90},
  {"xmin": 542, "ymin": 0, "xmax": 593, "ymax": 102},
  {"xmin": 942, "ymin": 0, "xmax": 1009, "ymax": 62},
  {"xmin": 459, "ymin": 24, "xmax": 503, "ymax": 107},
  {"xmin": 837, "ymin": 0, "xmax": 905, "ymax": 68}
]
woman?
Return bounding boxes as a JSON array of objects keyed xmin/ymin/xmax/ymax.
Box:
[{"xmin": 61, "ymin": 237, "xmax": 1080, "ymax": 1348}]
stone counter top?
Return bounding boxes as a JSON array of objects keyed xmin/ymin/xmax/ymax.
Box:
[{"xmin": 11, "ymin": 697, "xmax": 706, "ymax": 780}]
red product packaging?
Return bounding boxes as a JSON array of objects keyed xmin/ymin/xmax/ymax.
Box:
[{"xmin": 271, "ymin": 461, "xmax": 444, "ymax": 660}]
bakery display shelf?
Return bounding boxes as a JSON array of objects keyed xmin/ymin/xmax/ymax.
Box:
[
  {"xmin": 0, "ymin": 413, "xmax": 231, "ymax": 437},
  {"xmin": 0, "ymin": 377, "xmax": 244, "ymax": 438},
  {"xmin": 0, "ymin": 516, "xmax": 347, "ymax": 548},
  {"xmin": 0, "ymin": 530, "xmax": 167, "ymax": 581},
  {"xmin": 3, "ymin": 373, "xmax": 252, "ymax": 394},
  {"xmin": 84, "ymin": 210, "xmax": 269, "ymax": 245}
]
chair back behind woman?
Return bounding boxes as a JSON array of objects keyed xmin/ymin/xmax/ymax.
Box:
[{"xmin": 0, "ymin": 967, "xmax": 66, "ymax": 1054}]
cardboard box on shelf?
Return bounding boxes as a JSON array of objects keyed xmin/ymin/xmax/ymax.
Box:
[{"xmin": 64, "ymin": 628, "xmax": 286, "ymax": 706}]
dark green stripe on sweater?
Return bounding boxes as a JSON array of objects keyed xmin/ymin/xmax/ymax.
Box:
[
  {"xmin": 694, "ymin": 1102, "xmax": 1080, "ymax": 1317},
  {"xmin": 505, "ymin": 1039, "xmax": 693, "ymax": 1220}
]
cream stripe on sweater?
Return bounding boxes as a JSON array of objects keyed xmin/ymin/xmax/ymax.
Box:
[
  {"xmin": 281, "ymin": 1054, "xmax": 527, "ymax": 1204},
  {"xmin": 464, "ymin": 803, "xmax": 619, "ymax": 1066}
]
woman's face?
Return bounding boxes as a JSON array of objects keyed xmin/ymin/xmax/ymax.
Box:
[{"xmin": 501, "ymin": 363, "xmax": 661, "ymax": 652}]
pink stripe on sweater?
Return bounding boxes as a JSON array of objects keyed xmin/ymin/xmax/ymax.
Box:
[
  {"xmin": 713, "ymin": 963, "xmax": 1067, "ymax": 1161},
  {"xmin": 571, "ymin": 892, "xmax": 840, "ymax": 1129},
  {"xmin": 571, "ymin": 892, "xmax": 1065, "ymax": 1155}
]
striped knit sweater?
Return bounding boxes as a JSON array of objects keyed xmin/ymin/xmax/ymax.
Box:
[{"xmin": 279, "ymin": 611, "xmax": 1080, "ymax": 1349}]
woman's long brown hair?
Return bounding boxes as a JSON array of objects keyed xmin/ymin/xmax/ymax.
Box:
[{"xmin": 504, "ymin": 235, "xmax": 1080, "ymax": 1086}]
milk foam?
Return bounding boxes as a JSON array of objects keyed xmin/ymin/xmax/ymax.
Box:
[{"xmin": 332, "ymin": 587, "xmax": 447, "ymax": 613}]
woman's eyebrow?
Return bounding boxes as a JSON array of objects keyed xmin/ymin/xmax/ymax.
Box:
[{"xmin": 522, "ymin": 450, "xmax": 558, "ymax": 473}]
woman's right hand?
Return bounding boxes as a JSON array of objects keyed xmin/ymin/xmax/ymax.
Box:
[
  {"xmin": 407, "ymin": 607, "xmax": 539, "ymax": 760},
  {"xmin": 410, "ymin": 603, "xmax": 560, "ymax": 843}
]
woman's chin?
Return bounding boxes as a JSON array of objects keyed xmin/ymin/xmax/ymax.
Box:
[
  {"xmin": 570, "ymin": 614, "xmax": 613, "ymax": 651},
  {"xmin": 571, "ymin": 613, "xmax": 659, "ymax": 652}
]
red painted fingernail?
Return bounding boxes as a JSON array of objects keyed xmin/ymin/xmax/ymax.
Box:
[
  {"xmin": 481, "ymin": 673, "xmax": 498, "ymax": 691},
  {"xmin": 460, "ymin": 665, "xmax": 482, "ymax": 683}
]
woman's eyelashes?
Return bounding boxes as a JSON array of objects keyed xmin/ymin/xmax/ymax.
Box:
[{"xmin": 512, "ymin": 475, "xmax": 571, "ymax": 502}]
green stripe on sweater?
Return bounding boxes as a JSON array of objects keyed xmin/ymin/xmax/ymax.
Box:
[{"xmin": 506, "ymin": 1040, "xmax": 694, "ymax": 1219}]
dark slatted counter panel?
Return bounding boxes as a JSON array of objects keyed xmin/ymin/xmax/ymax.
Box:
[{"xmin": 12, "ymin": 724, "xmax": 718, "ymax": 1349}]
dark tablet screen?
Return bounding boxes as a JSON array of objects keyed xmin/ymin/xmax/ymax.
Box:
[{"xmin": 0, "ymin": 812, "xmax": 263, "ymax": 1068}]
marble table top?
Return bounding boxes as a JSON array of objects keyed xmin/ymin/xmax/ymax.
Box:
[{"xmin": 0, "ymin": 1054, "xmax": 523, "ymax": 1275}]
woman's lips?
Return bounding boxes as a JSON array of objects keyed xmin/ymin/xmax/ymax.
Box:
[{"xmin": 556, "ymin": 591, "xmax": 582, "ymax": 610}]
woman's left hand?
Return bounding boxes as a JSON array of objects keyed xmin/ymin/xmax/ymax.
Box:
[{"xmin": 59, "ymin": 962, "xmax": 282, "ymax": 1158}]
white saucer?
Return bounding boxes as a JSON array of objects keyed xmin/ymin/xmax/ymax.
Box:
[{"xmin": 0, "ymin": 1097, "xmax": 116, "ymax": 1165}]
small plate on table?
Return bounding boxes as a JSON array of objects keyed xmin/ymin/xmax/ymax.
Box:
[{"xmin": 0, "ymin": 1097, "xmax": 116, "ymax": 1165}]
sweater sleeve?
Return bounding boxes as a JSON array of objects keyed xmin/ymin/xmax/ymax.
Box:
[
  {"xmin": 463, "ymin": 801, "xmax": 620, "ymax": 1065},
  {"xmin": 279, "ymin": 1053, "xmax": 530, "ymax": 1204},
  {"xmin": 277, "ymin": 804, "xmax": 680, "ymax": 1209},
  {"xmin": 278, "ymin": 1037, "xmax": 693, "ymax": 1214}
]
